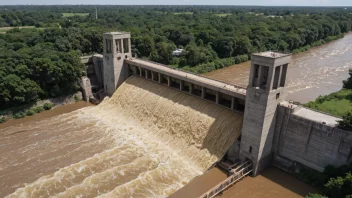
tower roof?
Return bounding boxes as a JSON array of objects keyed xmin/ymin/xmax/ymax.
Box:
[
  {"xmin": 252, "ymin": 51, "xmax": 291, "ymax": 59},
  {"xmin": 103, "ymin": 31, "xmax": 130, "ymax": 35}
]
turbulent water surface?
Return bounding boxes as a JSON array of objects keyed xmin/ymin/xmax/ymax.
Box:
[
  {"xmin": 0, "ymin": 76, "xmax": 243, "ymax": 197},
  {"xmin": 204, "ymin": 33, "xmax": 352, "ymax": 103}
]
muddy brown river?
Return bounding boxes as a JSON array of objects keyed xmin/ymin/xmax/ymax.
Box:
[
  {"xmin": 2, "ymin": 33, "xmax": 350, "ymax": 197},
  {"xmin": 205, "ymin": 33, "xmax": 352, "ymax": 103}
]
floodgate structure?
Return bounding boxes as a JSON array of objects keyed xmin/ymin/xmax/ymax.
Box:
[{"xmin": 81, "ymin": 32, "xmax": 352, "ymax": 197}]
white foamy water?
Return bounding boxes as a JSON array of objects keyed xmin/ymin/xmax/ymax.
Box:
[{"xmin": 0, "ymin": 76, "xmax": 243, "ymax": 197}]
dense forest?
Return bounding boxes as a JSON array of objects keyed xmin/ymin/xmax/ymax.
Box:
[{"xmin": 1, "ymin": 5, "xmax": 352, "ymax": 109}]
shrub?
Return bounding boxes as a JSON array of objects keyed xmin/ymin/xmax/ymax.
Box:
[
  {"xmin": 74, "ymin": 95, "xmax": 82, "ymax": 102},
  {"xmin": 26, "ymin": 109, "xmax": 35, "ymax": 116},
  {"xmin": 0, "ymin": 116, "xmax": 6, "ymax": 123},
  {"xmin": 234, "ymin": 54, "xmax": 249, "ymax": 64},
  {"xmin": 43, "ymin": 103, "xmax": 55, "ymax": 110},
  {"xmin": 33, "ymin": 106, "xmax": 45, "ymax": 113},
  {"xmin": 338, "ymin": 111, "xmax": 352, "ymax": 130},
  {"xmin": 305, "ymin": 193, "xmax": 328, "ymax": 198},
  {"xmin": 13, "ymin": 112, "xmax": 25, "ymax": 119}
]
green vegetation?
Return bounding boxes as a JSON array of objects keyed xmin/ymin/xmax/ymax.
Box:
[
  {"xmin": 302, "ymin": 163, "xmax": 352, "ymax": 198},
  {"xmin": 43, "ymin": 103, "xmax": 55, "ymax": 110},
  {"xmin": 305, "ymin": 89, "xmax": 352, "ymax": 117},
  {"xmin": 173, "ymin": 12, "xmax": 193, "ymax": 15},
  {"xmin": 214, "ymin": 13, "xmax": 232, "ymax": 17},
  {"xmin": 0, "ymin": 26, "xmax": 36, "ymax": 33},
  {"xmin": 0, "ymin": 116, "xmax": 7, "ymax": 123},
  {"xmin": 62, "ymin": 13, "xmax": 89, "ymax": 17},
  {"xmin": 0, "ymin": 5, "xmax": 352, "ymax": 108},
  {"xmin": 0, "ymin": 103, "xmax": 55, "ymax": 123},
  {"xmin": 305, "ymin": 70, "xmax": 352, "ymax": 130}
]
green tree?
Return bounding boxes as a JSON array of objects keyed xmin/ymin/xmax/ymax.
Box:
[
  {"xmin": 343, "ymin": 70, "xmax": 352, "ymax": 89},
  {"xmin": 0, "ymin": 74, "xmax": 42, "ymax": 106}
]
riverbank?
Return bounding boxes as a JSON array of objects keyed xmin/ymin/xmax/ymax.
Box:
[
  {"xmin": 204, "ymin": 32, "xmax": 352, "ymax": 103},
  {"xmin": 0, "ymin": 101, "xmax": 92, "ymax": 130},
  {"xmin": 0, "ymin": 92, "xmax": 83, "ymax": 124},
  {"xmin": 180, "ymin": 32, "xmax": 347, "ymax": 75}
]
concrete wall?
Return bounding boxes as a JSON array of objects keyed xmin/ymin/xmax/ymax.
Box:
[
  {"xmin": 103, "ymin": 32, "xmax": 132, "ymax": 96},
  {"xmin": 240, "ymin": 52, "xmax": 291, "ymax": 176},
  {"xmin": 273, "ymin": 105, "xmax": 352, "ymax": 172},
  {"xmin": 80, "ymin": 76, "xmax": 93, "ymax": 101}
]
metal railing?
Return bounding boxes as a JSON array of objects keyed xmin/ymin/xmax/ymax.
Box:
[{"xmin": 198, "ymin": 161, "xmax": 253, "ymax": 198}]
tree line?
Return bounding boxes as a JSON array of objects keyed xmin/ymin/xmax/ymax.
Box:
[{"xmin": 0, "ymin": 5, "xmax": 352, "ymax": 108}]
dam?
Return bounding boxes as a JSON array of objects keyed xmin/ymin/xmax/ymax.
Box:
[{"xmin": 1, "ymin": 31, "xmax": 351, "ymax": 197}]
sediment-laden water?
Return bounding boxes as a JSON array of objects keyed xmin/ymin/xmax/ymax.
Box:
[
  {"xmin": 204, "ymin": 33, "xmax": 352, "ymax": 103},
  {"xmin": 0, "ymin": 76, "xmax": 242, "ymax": 197}
]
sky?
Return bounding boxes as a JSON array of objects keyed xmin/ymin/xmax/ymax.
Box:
[{"xmin": 1, "ymin": 0, "xmax": 352, "ymax": 6}]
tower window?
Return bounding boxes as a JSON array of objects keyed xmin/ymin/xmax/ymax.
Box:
[
  {"xmin": 106, "ymin": 39, "xmax": 112, "ymax": 53},
  {"xmin": 116, "ymin": 39, "xmax": 122, "ymax": 53},
  {"xmin": 260, "ymin": 66, "xmax": 269, "ymax": 90},
  {"xmin": 252, "ymin": 64, "xmax": 259, "ymax": 87},
  {"xmin": 249, "ymin": 146, "xmax": 252, "ymax": 154},
  {"xmin": 123, "ymin": 38, "xmax": 129, "ymax": 53},
  {"xmin": 276, "ymin": 93, "xmax": 280, "ymax": 99}
]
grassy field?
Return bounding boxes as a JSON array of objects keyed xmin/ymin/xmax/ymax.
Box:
[
  {"xmin": 173, "ymin": 12, "xmax": 193, "ymax": 15},
  {"xmin": 62, "ymin": 13, "xmax": 89, "ymax": 17},
  {"xmin": 0, "ymin": 26, "xmax": 37, "ymax": 33},
  {"xmin": 214, "ymin": 13, "xmax": 232, "ymax": 17},
  {"xmin": 305, "ymin": 89, "xmax": 352, "ymax": 117}
]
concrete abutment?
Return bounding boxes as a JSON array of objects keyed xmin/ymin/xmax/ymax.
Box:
[{"xmin": 83, "ymin": 31, "xmax": 352, "ymax": 186}]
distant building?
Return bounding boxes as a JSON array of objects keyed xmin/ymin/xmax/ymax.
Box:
[{"xmin": 172, "ymin": 49, "xmax": 183, "ymax": 56}]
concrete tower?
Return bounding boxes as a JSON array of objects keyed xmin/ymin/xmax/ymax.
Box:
[
  {"xmin": 103, "ymin": 32, "xmax": 132, "ymax": 96},
  {"xmin": 240, "ymin": 51, "xmax": 291, "ymax": 176}
]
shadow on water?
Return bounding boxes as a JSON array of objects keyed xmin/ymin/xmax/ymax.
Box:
[
  {"xmin": 219, "ymin": 167, "xmax": 318, "ymax": 198},
  {"xmin": 260, "ymin": 167, "xmax": 318, "ymax": 196}
]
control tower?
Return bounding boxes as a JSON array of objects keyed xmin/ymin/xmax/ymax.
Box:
[
  {"xmin": 240, "ymin": 51, "xmax": 292, "ymax": 176},
  {"xmin": 103, "ymin": 32, "xmax": 132, "ymax": 96}
]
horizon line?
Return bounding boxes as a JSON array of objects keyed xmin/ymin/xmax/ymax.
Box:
[{"xmin": 1, "ymin": 4, "xmax": 352, "ymax": 7}]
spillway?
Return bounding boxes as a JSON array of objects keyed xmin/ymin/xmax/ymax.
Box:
[{"xmin": 1, "ymin": 76, "xmax": 242, "ymax": 197}]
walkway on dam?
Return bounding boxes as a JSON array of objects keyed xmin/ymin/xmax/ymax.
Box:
[
  {"xmin": 168, "ymin": 168, "xmax": 227, "ymax": 198},
  {"xmin": 125, "ymin": 58, "xmax": 247, "ymax": 98},
  {"xmin": 281, "ymin": 101, "xmax": 341, "ymax": 126}
]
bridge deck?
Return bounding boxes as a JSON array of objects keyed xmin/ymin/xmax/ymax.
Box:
[{"xmin": 125, "ymin": 58, "xmax": 246, "ymax": 99}]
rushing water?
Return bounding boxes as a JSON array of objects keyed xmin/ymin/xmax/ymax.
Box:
[
  {"xmin": 204, "ymin": 33, "xmax": 352, "ymax": 103},
  {"xmin": 0, "ymin": 76, "xmax": 243, "ymax": 197}
]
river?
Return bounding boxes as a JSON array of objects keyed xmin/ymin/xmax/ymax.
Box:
[
  {"xmin": 204, "ymin": 33, "xmax": 352, "ymax": 103},
  {"xmin": 2, "ymin": 33, "xmax": 349, "ymax": 197},
  {"xmin": 0, "ymin": 77, "xmax": 243, "ymax": 198}
]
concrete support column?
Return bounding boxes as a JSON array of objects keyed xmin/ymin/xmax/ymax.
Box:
[
  {"xmin": 167, "ymin": 76, "xmax": 171, "ymax": 87},
  {"xmin": 216, "ymin": 92, "xmax": 220, "ymax": 104},
  {"xmin": 145, "ymin": 69, "xmax": 148, "ymax": 79},
  {"xmin": 231, "ymin": 97, "xmax": 238, "ymax": 111},
  {"xmin": 139, "ymin": 67, "xmax": 142, "ymax": 77},
  {"xmin": 201, "ymin": 87, "xmax": 206, "ymax": 99},
  {"xmin": 267, "ymin": 67, "xmax": 275, "ymax": 92},
  {"xmin": 158, "ymin": 73, "xmax": 162, "ymax": 83},
  {"xmin": 189, "ymin": 83, "xmax": 193, "ymax": 94},
  {"xmin": 180, "ymin": 80, "xmax": 184, "ymax": 90},
  {"xmin": 256, "ymin": 65, "xmax": 262, "ymax": 87},
  {"xmin": 128, "ymin": 38, "xmax": 132, "ymax": 56},
  {"xmin": 151, "ymin": 71, "xmax": 154, "ymax": 80},
  {"xmin": 121, "ymin": 38, "xmax": 124, "ymax": 54}
]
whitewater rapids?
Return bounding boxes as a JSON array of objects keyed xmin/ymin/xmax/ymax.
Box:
[{"xmin": 0, "ymin": 76, "xmax": 242, "ymax": 197}]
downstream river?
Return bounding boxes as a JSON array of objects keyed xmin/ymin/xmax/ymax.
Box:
[
  {"xmin": 205, "ymin": 33, "xmax": 352, "ymax": 103},
  {"xmin": 2, "ymin": 33, "xmax": 350, "ymax": 197}
]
